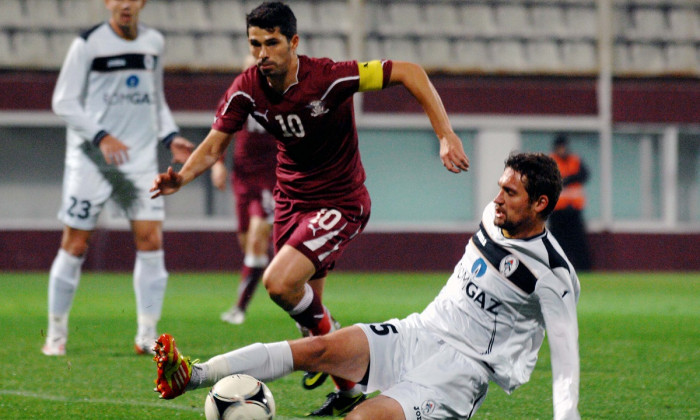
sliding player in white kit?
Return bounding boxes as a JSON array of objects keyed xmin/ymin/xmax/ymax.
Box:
[
  {"xmin": 153, "ymin": 152, "xmax": 580, "ymax": 420},
  {"xmin": 43, "ymin": 0, "xmax": 193, "ymax": 356}
]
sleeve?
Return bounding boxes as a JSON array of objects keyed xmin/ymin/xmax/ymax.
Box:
[
  {"xmin": 536, "ymin": 272, "xmax": 581, "ymax": 420},
  {"xmin": 154, "ymin": 39, "xmax": 179, "ymax": 146},
  {"xmin": 211, "ymin": 76, "xmax": 253, "ymax": 134},
  {"xmin": 51, "ymin": 37, "xmax": 105, "ymax": 143}
]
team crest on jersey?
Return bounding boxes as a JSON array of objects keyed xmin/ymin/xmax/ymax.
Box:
[
  {"xmin": 307, "ymin": 100, "xmax": 329, "ymax": 117},
  {"xmin": 420, "ymin": 400, "xmax": 436, "ymax": 415},
  {"xmin": 126, "ymin": 75, "xmax": 139, "ymax": 88},
  {"xmin": 499, "ymin": 254, "xmax": 519, "ymax": 277}
]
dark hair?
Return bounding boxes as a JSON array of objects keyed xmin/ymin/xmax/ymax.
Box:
[
  {"xmin": 553, "ymin": 133, "xmax": 568, "ymax": 148},
  {"xmin": 246, "ymin": 2, "xmax": 297, "ymax": 40},
  {"xmin": 505, "ymin": 152, "xmax": 562, "ymax": 218}
]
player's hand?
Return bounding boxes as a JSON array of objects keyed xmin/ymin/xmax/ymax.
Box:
[
  {"xmin": 150, "ymin": 166, "xmax": 183, "ymax": 198},
  {"xmin": 439, "ymin": 132, "xmax": 470, "ymax": 173},
  {"xmin": 210, "ymin": 160, "xmax": 228, "ymax": 191},
  {"xmin": 170, "ymin": 136, "xmax": 195, "ymax": 164},
  {"xmin": 99, "ymin": 134, "xmax": 129, "ymax": 165}
]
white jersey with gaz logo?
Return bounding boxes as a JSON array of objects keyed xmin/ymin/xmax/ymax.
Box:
[
  {"xmin": 419, "ymin": 202, "xmax": 580, "ymax": 418},
  {"xmin": 52, "ymin": 22, "xmax": 178, "ymax": 174}
]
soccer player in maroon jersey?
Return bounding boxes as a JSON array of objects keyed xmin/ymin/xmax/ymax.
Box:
[{"xmin": 151, "ymin": 2, "xmax": 469, "ymax": 415}]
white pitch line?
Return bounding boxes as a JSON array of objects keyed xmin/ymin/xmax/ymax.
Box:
[
  {"xmin": 0, "ymin": 389, "xmax": 306, "ymax": 419},
  {"xmin": 0, "ymin": 389, "xmax": 199, "ymax": 411}
]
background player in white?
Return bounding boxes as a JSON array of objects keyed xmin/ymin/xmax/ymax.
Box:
[
  {"xmin": 43, "ymin": 0, "xmax": 193, "ymax": 356},
  {"xmin": 154, "ymin": 152, "xmax": 580, "ymax": 420}
]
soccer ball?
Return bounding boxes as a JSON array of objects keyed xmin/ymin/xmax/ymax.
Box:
[{"xmin": 204, "ymin": 374, "xmax": 276, "ymax": 420}]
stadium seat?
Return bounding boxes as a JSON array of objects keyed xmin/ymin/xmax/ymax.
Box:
[
  {"xmin": 199, "ymin": 34, "xmax": 237, "ymax": 69},
  {"xmin": 288, "ymin": 1, "xmax": 316, "ymax": 34},
  {"xmin": 631, "ymin": 7, "xmax": 668, "ymax": 40},
  {"xmin": 629, "ymin": 43, "xmax": 666, "ymax": 74},
  {"xmin": 170, "ymin": 0, "xmax": 210, "ymax": 32},
  {"xmin": 138, "ymin": 0, "xmax": 175, "ymax": 31},
  {"xmin": 317, "ymin": 1, "xmax": 351, "ymax": 33},
  {"xmin": 613, "ymin": 42, "xmax": 633, "ymax": 73},
  {"xmin": 0, "ymin": 31, "xmax": 14, "ymax": 67},
  {"xmin": 565, "ymin": 6, "xmax": 597, "ymax": 38},
  {"xmin": 530, "ymin": 4, "xmax": 566, "ymax": 37},
  {"xmin": 665, "ymin": 43, "xmax": 698, "ymax": 74},
  {"xmin": 163, "ymin": 33, "xmax": 198, "ymax": 69},
  {"xmin": 364, "ymin": 37, "xmax": 385, "ymax": 61},
  {"xmin": 490, "ymin": 39, "xmax": 527, "ymax": 72},
  {"xmin": 424, "ymin": 3, "xmax": 462, "ymax": 36},
  {"xmin": 384, "ymin": 37, "xmax": 420, "ymax": 63},
  {"xmin": 309, "ymin": 36, "xmax": 348, "ymax": 61},
  {"xmin": 459, "ymin": 3, "xmax": 496, "ymax": 36},
  {"xmin": 61, "ymin": 0, "xmax": 98, "ymax": 30},
  {"xmin": 527, "ymin": 40, "xmax": 563, "ymax": 73},
  {"xmin": 0, "ymin": 0, "xmax": 26, "ymax": 29},
  {"xmin": 454, "ymin": 39, "xmax": 489, "ymax": 71},
  {"xmin": 668, "ymin": 7, "xmax": 700, "ymax": 41},
  {"xmin": 12, "ymin": 31, "xmax": 52, "ymax": 68},
  {"xmin": 417, "ymin": 38, "xmax": 452, "ymax": 70},
  {"xmin": 385, "ymin": 2, "xmax": 425, "ymax": 36},
  {"xmin": 50, "ymin": 32, "xmax": 79, "ymax": 66},
  {"xmin": 561, "ymin": 40, "xmax": 597, "ymax": 73},
  {"xmin": 208, "ymin": 0, "xmax": 248, "ymax": 32},
  {"xmin": 25, "ymin": 0, "xmax": 62, "ymax": 29},
  {"xmin": 494, "ymin": 4, "xmax": 532, "ymax": 37}
]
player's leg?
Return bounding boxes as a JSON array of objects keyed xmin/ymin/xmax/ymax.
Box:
[
  {"xmin": 44, "ymin": 168, "xmax": 107, "ymax": 356},
  {"xmin": 131, "ymin": 219, "xmax": 167, "ymax": 354},
  {"xmin": 43, "ymin": 226, "xmax": 92, "ymax": 356},
  {"xmin": 222, "ymin": 214, "xmax": 271, "ymax": 324},
  {"xmin": 344, "ymin": 396, "xmax": 405, "ymax": 420},
  {"xmin": 155, "ymin": 326, "xmax": 370, "ymax": 399}
]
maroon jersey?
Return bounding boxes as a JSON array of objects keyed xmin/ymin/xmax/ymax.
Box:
[
  {"xmin": 212, "ymin": 55, "xmax": 393, "ymax": 203},
  {"xmin": 232, "ymin": 115, "xmax": 277, "ymax": 185}
]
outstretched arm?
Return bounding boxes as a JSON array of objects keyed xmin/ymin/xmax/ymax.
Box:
[
  {"xmin": 151, "ymin": 129, "xmax": 232, "ymax": 198},
  {"xmin": 389, "ymin": 61, "xmax": 469, "ymax": 174}
]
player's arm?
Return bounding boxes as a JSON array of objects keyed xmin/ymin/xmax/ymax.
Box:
[
  {"xmin": 151, "ymin": 128, "xmax": 232, "ymax": 198},
  {"xmin": 537, "ymin": 275, "xmax": 581, "ymax": 420},
  {"xmin": 52, "ymin": 38, "xmax": 130, "ymax": 165},
  {"xmin": 388, "ymin": 61, "xmax": 469, "ymax": 173}
]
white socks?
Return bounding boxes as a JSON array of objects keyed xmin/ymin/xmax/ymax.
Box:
[
  {"xmin": 133, "ymin": 250, "xmax": 168, "ymax": 339},
  {"xmin": 189, "ymin": 342, "xmax": 294, "ymax": 390},
  {"xmin": 47, "ymin": 249, "xmax": 84, "ymax": 339},
  {"xmin": 243, "ymin": 253, "xmax": 269, "ymax": 268}
]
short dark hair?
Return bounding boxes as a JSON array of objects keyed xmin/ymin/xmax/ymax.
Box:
[
  {"xmin": 246, "ymin": 2, "xmax": 297, "ymax": 40},
  {"xmin": 505, "ymin": 152, "xmax": 562, "ymax": 219},
  {"xmin": 553, "ymin": 133, "xmax": 568, "ymax": 148}
]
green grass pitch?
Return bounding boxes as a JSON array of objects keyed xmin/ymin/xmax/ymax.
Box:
[{"xmin": 1, "ymin": 271, "xmax": 698, "ymax": 419}]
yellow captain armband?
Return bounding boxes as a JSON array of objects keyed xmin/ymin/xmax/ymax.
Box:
[{"xmin": 357, "ymin": 60, "xmax": 385, "ymax": 92}]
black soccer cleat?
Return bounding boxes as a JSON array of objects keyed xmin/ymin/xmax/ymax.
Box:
[
  {"xmin": 307, "ymin": 391, "xmax": 367, "ymax": 417},
  {"xmin": 302, "ymin": 370, "xmax": 330, "ymax": 390}
]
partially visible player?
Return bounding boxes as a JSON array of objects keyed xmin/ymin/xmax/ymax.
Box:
[
  {"xmin": 211, "ymin": 57, "xmax": 277, "ymax": 325},
  {"xmin": 43, "ymin": 0, "xmax": 193, "ymax": 356},
  {"xmin": 151, "ymin": 2, "xmax": 469, "ymax": 414},
  {"xmin": 153, "ymin": 152, "xmax": 580, "ymax": 420}
]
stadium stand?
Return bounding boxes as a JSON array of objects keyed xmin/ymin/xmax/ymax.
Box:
[{"xmin": 0, "ymin": 0, "xmax": 697, "ymax": 75}]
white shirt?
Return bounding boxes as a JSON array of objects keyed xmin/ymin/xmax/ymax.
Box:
[
  {"xmin": 420, "ymin": 202, "xmax": 581, "ymax": 420},
  {"xmin": 52, "ymin": 22, "xmax": 178, "ymax": 174}
]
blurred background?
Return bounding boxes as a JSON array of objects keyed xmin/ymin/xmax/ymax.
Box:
[{"xmin": 0, "ymin": 0, "xmax": 698, "ymax": 271}]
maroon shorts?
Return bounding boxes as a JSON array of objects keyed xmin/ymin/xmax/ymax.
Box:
[
  {"xmin": 233, "ymin": 176, "xmax": 275, "ymax": 232},
  {"xmin": 274, "ymin": 188, "xmax": 371, "ymax": 280}
]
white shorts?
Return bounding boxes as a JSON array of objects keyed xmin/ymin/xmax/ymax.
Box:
[
  {"xmin": 357, "ymin": 314, "xmax": 490, "ymax": 420},
  {"xmin": 58, "ymin": 165, "xmax": 164, "ymax": 230}
]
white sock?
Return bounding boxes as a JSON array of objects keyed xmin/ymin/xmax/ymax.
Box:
[
  {"xmin": 47, "ymin": 249, "xmax": 84, "ymax": 339},
  {"xmin": 133, "ymin": 250, "xmax": 168, "ymax": 338},
  {"xmin": 243, "ymin": 253, "xmax": 269, "ymax": 268},
  {"xmin": 190, "ymin": 342, "xmax": 293, "ymax": 390}
]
